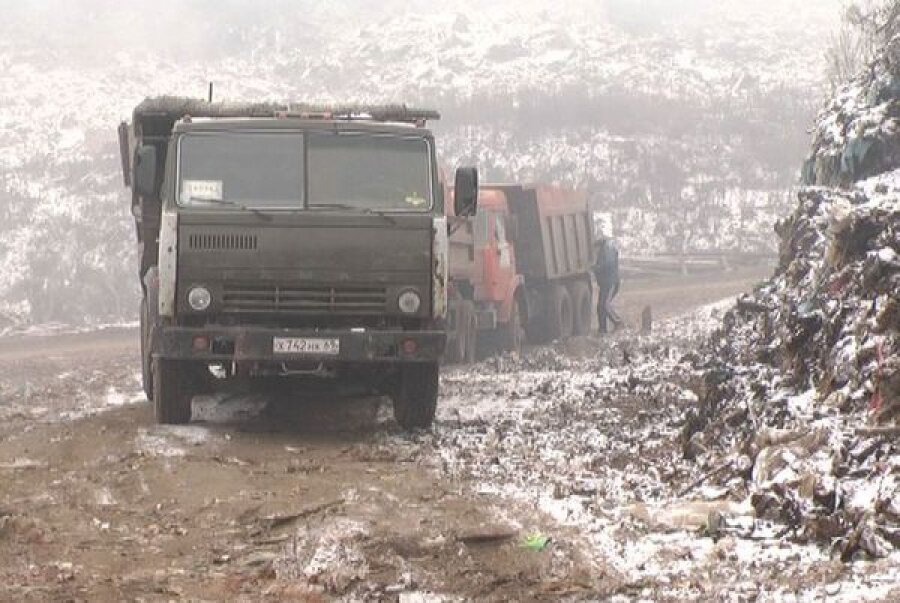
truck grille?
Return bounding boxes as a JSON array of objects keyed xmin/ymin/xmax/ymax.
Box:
[
  {"xmin": 221, "ymin": 283, "xmax": 387, "ymax": 314},
  {"xmin": 187, "ymin": 233, "xmax": 258, "ymax": 251}
]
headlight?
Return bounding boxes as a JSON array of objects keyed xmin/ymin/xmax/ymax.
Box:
[
  {"xmin": 188, "ymin": 286, "xmax": 212, "ymax": 311},
  {"xmin": 398, "ymin": 290, "xmax": 421, "ymax": 314}
]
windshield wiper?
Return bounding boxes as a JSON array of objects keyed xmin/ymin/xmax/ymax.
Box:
[
  {"xmin": 188, "ymin": 197, "xmax": 273, "ymax": 221},
  {"xmin": 311, "ymin": 203, "xmax": 397, "ymax": 225}
]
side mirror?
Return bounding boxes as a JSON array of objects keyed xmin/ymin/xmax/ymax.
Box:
[
  {"xmin": 454, "ymin": 167, "xmax": 478, "ymax": 217},
  {"xmin": 134, "ymin": 144, "xmax": 158, "ymax": 197}
]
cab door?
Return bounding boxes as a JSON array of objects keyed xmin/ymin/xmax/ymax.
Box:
[{"xmin": 480, "ymin": 210, "xmax": 517, "ymax": 304}]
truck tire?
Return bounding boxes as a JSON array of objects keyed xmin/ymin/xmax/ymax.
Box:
[
  {"xmin": 140, "ymin": 297, "xmax": 153, "ymax": 400},
  {"xmin": 497, "ymin": 299, "xmax": 524, "ymax": 354},
  {"xmin": 571, "ymin": 280, "xmax": 593, "ymax": 336},
  {"xmin": 549, "ymin": 284, "xmax": 574, "ymax": 340},
  {"xmin": 463, "ymin": 304, "xmax": 478, "ymax": 364},
  {"xmin": 152, "ymin": 358, "xmax": 194, "ymax": 424},
  {"xmin": 392, "ymin": 362, "xmax": 439, "ymax": 430},
  {"xmin": 445, "ymin": 303, "xmax": 462, "ymax": 363},
  {"xmin": 524, "ymin": 294, "xmax": 551, "ymax": 344},
  {"xmin": 446, "ymin": 333, "xmax": 463, "ymax": 364}
]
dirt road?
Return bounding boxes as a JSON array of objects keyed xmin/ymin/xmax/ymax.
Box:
[{"xmin": 6, "ymin": 266, "xmax": 895, "ymax": 601}]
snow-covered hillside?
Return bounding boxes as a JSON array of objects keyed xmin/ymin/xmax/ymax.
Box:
[{"xmin": 0, "ymin": 0, "xmax": 843, "ymax": 327}]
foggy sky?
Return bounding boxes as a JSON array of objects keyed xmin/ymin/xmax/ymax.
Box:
[{"xmin": 0, "ymin": 0, "xmax": 845, "ymax": 67}]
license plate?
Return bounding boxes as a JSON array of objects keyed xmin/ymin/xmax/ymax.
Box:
[{"xmin": 273, "ymin": 337, "xmax": 340, "ymax": 355}]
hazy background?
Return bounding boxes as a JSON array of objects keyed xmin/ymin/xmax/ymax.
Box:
[{"xmin": 0, "ymin": 0, "xmax": 847, "ymax": 327}]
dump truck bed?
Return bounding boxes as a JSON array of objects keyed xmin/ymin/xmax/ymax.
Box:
[{"xmin": 486, "ymin": 184, "xmax": 593, "ymax": 282}]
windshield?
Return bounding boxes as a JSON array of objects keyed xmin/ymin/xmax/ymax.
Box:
[
  {"xmin": 307, "ymin": 133, "xmax": 432, "ymax": 210},
  {"xmin": 179, "ymin": 132, "xmax": 304, "ymax": 208},
  {"xmin": 177, "ymin": 130, "xmax": 433, "ymax": 211}
]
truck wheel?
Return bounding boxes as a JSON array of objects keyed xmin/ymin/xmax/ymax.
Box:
[
  {"xmin": 445, "ymin": 303, "xmax": 463, "ymax": 363},
  {"xmin": 498, "ymin": 299, "xmax": 524, "ymax": 353},
  {"xmin": 451, "ymin": 301, "xmax": 477, "ymax": 364},
  {"xmin": 140, "ymin": 297, "xmax": 153, "ymax": 400},
  {"xmin": 525, "ymin": 302, "xmax": 551, "ymax": 344},
  {"xmin": 152, "ymin": 358, "xmax": 193, "ymax": 424},
  {"xmin": 446, "ymin": 335, "xmax": 463, "ymax": 364},
  {"xmin": 460, "ymin": 301, "xmax": 478, "ymax": 364},
  {"xmin": 392, "ymin": 362, "xmax": 439, "ymax": 430},
  {"xmin": 549, "ymin": 284, "xmax": 574, "ymax": 340},
  {"xmin": 571, "ymin": 281, "xmax": 593, "ymax": 336}
]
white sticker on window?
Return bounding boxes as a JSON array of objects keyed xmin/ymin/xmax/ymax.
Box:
[{"xmin": 181, "ymin": 180, "xmax": 223, "ymax": 203}]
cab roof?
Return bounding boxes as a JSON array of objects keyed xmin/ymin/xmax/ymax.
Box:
[
  {"xmin": 133, "ymin": 96, "xmax": 439, "ymax": 138},
  {"xmin": 172, "ymin": 116, "xmax": 433, "ymax": 138}
]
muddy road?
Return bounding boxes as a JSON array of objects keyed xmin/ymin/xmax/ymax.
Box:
[{"xmin": 5, "ymin": 266, "xmax": 894, "ymax": 601}]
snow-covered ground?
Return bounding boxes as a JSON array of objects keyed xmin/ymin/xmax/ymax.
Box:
[{"xmin": 362, "ymin": 299, "xmax": 899, "ymax": 599}]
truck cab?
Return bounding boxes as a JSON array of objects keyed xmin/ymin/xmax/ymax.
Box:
[
  {"xmin": 446, "ymin": 184, "xmax": 594, "ymax": 362},
  {"xmin": 120, "ymin": 98, "xmax": 477, "ymax": 428}
]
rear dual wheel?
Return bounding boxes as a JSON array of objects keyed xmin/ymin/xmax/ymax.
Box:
[
  {"xmin": 570, "ymin": 280, "xmax": 593, "ymax": 336},
  {"xmin": 549, "ymin": 284, "xmax": 574, "ymax": 340}
]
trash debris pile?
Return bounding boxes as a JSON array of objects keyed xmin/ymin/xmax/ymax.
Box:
[
  {"xmin": 805, "ymin": 32, "xmax": 900, "ymax": 187},
  {"xmin": 682, "ymin": 24, "xmax": 900, "ymax": 559},
  {"xmin": 687, "ymin": 173, "xmax": 900, "ymax": 559}
]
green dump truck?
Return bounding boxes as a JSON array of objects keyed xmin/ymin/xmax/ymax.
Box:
[{"xmin": 119, "ymin": 97, "xmax": 477, "ymax": 429}]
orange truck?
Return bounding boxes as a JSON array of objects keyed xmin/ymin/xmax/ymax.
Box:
[{"xmin": 446, "ymin": 184, "xmax": 595, "ymax": 361}]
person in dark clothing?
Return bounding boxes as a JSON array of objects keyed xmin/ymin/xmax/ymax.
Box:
[{"xmin": 593, "ymin": 238, "xmax": 622, "ymax": 334}]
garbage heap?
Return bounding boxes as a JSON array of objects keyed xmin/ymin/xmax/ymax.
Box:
[
  {"xmin": 686, "ymin": 179, "xmax": 899, "ymax": 560},
  {"xmin": 804, "ymin": 33, "xmax": 900, "ymax": 188},
  {"xmin": 683, "ymin": 35, "xmax": 900, "ymax": 559}
]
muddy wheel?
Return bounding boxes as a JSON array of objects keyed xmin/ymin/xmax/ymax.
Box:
[
  {"xmin": 548, "ymin": 283, "xmax": 574, "ymax": 340},
  {"xmin": 462, "ymin": 302, "xmax": 478, "ymax": 364},
  {"xmin": 571, "ymin": 280, "xmax": 593, "ymax": 336},
  {"xmin": 445, "ymin": 306, "xmax": 464, "ymax": 363},
  {"xmin": 140, "ymin": 297, "xmax": 153, "ymax": 400},
  {"xmin": 497, "ymin": 299, "xmax": 524, "ymax": 353},
  {"xmin": 524, "ymin": 299, "xmax": 550, "ymax": 344},
  {"xmin": 153, "ymin": 358, "xmax": 193, "ymax": 424},
  {"xmin": 392, "ymin": 362, "xmax": 439, "ymax": 430},
  {"xmin": 446, "ymin": 335, "xmax": 464, "ymax": 364}
]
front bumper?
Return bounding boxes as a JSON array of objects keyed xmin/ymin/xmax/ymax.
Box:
[{"xmin": 153, "ymin": 326, "xmax": 445, "ymax": 363}]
